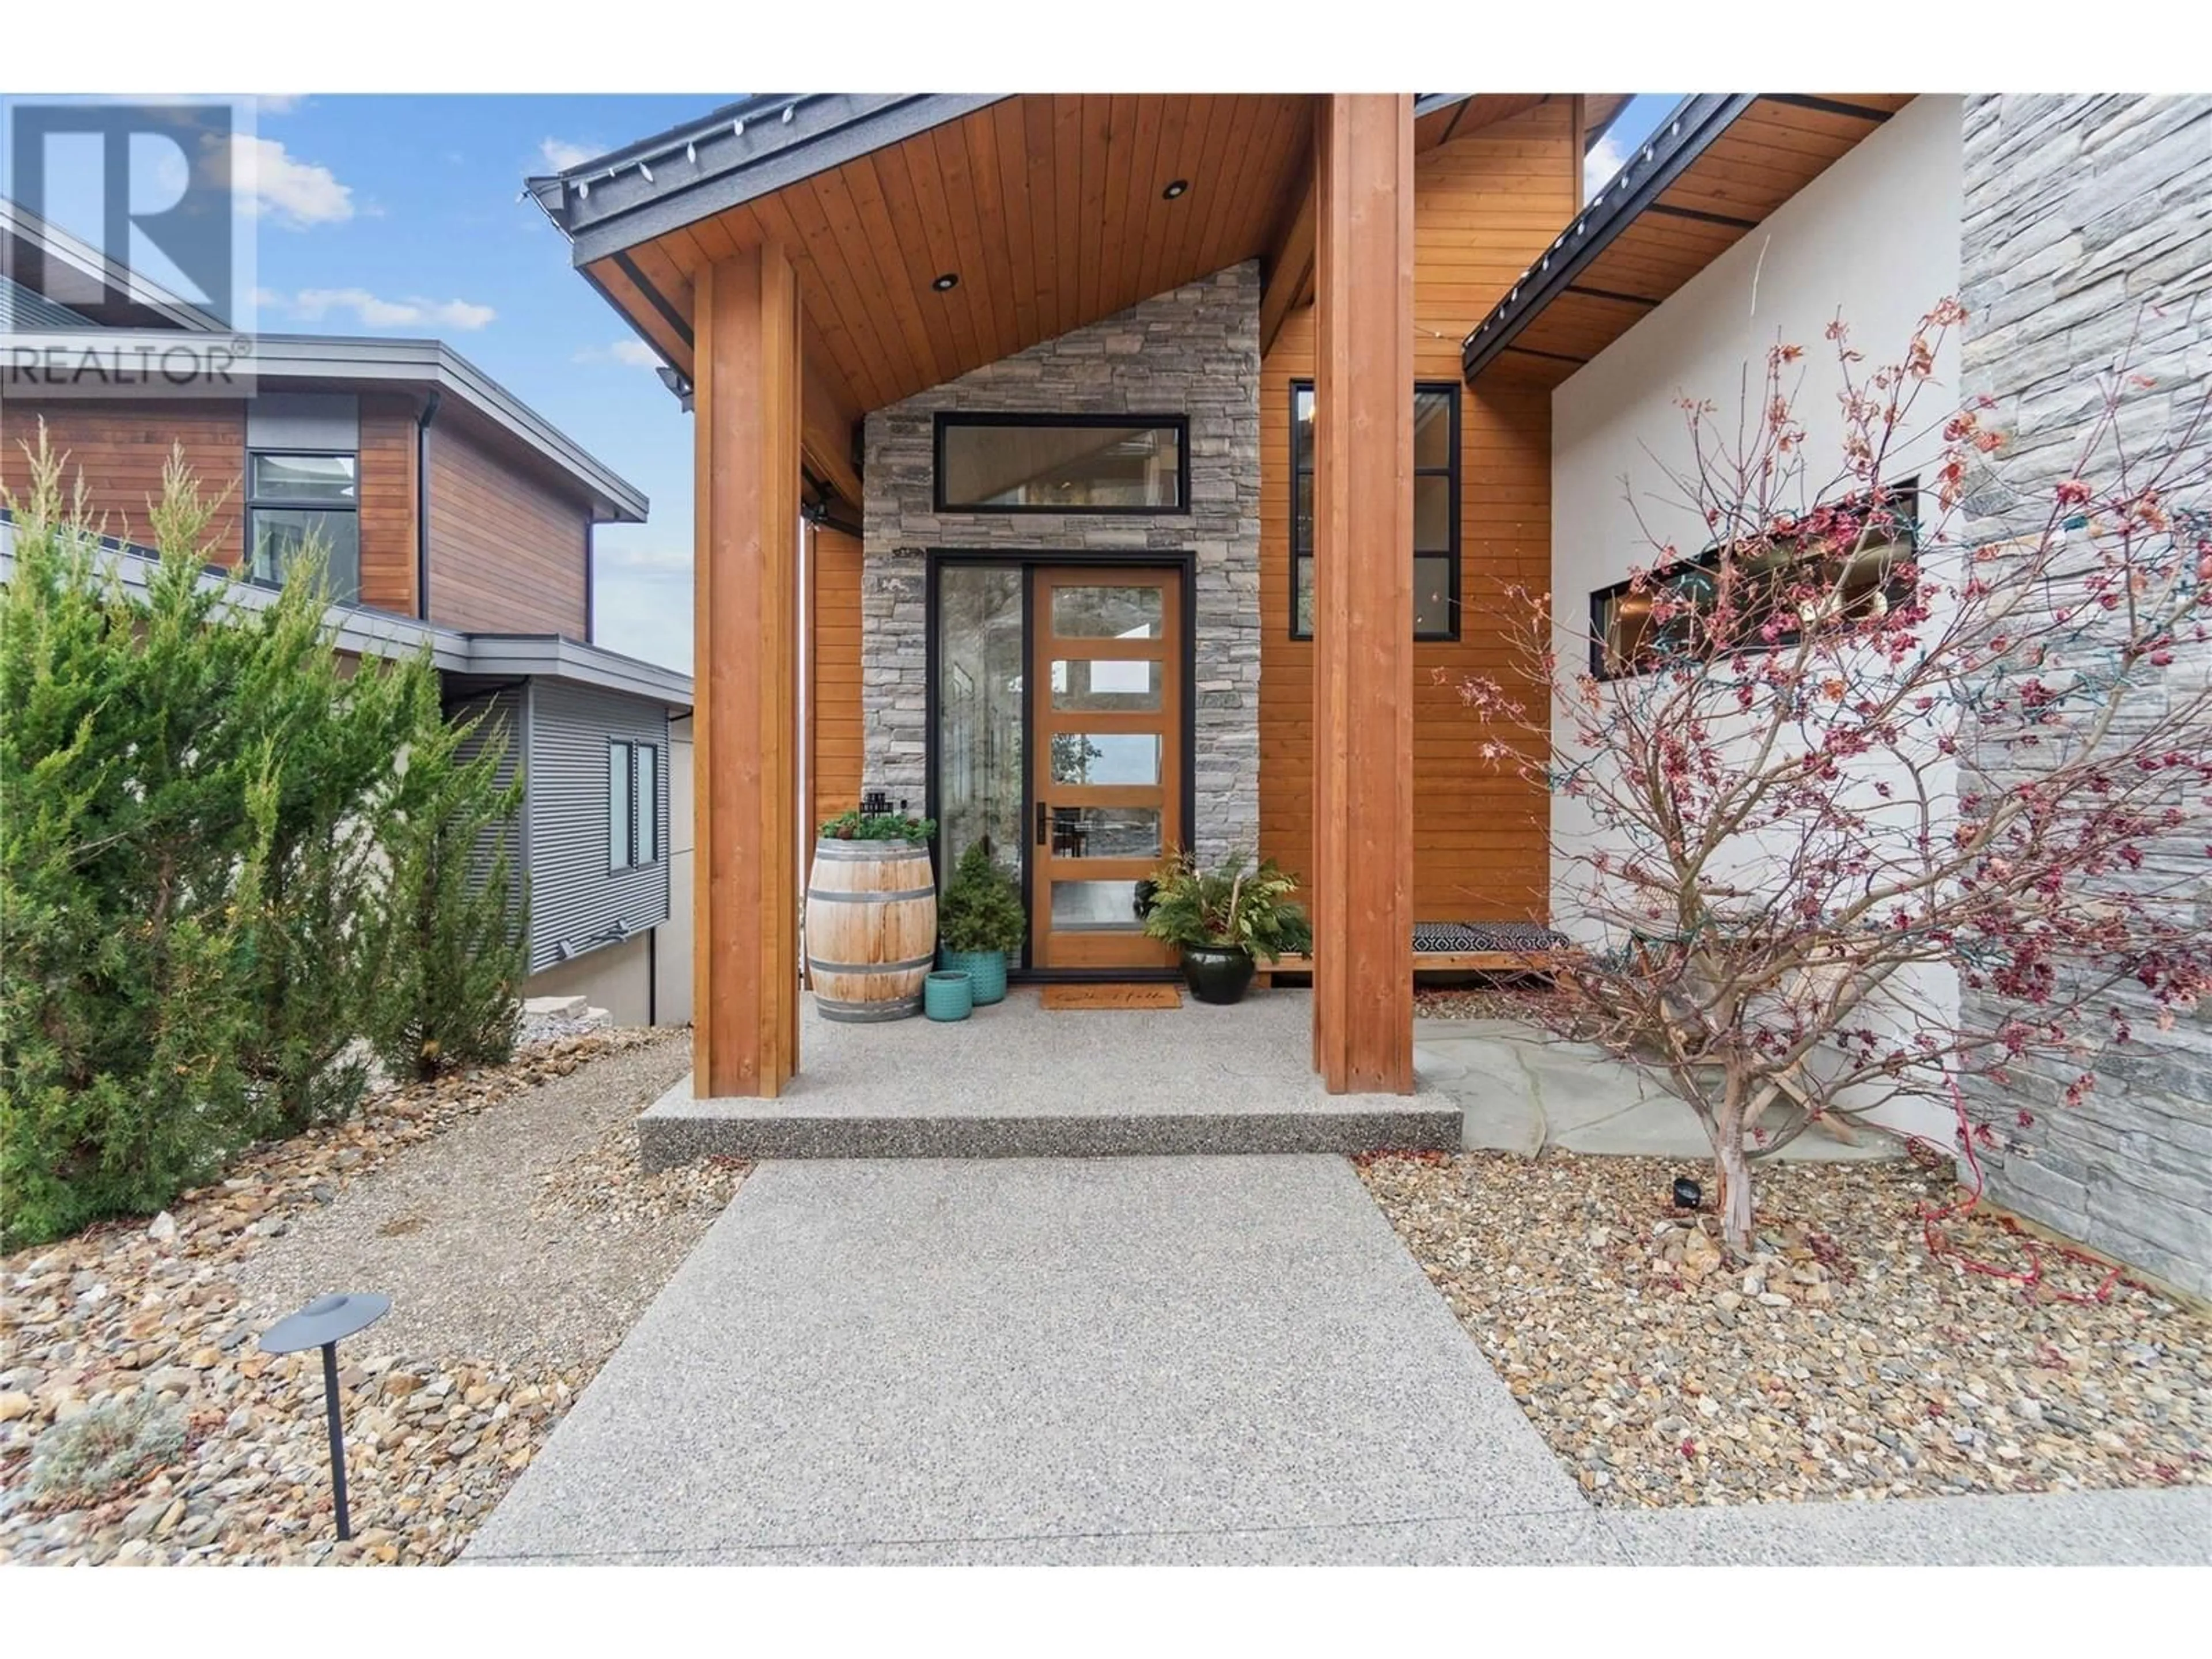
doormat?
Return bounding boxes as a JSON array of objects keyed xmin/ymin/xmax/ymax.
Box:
[{"xmin": 1041, "ymin": 983, "xmax": 1183, "ymax": 1011}]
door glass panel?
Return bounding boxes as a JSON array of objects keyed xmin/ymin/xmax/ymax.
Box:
[
  {"xmin": 1051, "ymin": 879, "xmax": 1145, "ymax": 931},
  {"xmin": 1050, "ymin": 805, "xmax": 1162, "ymax": 859},
  {"xmin": 1050, "ymin": 732, "xmax": 1161, "ymax": 786},
  {"xmin": 935, "ymin": 565, "xmax": 1027, "ymax": 873},
  {"xmin": 1050, "ymin": 657, "xmax": 1163, "ymax": 713},
  {"xmin": 1414, "ymin": 389, "xmax": 1454, "ymax": 469},
  {"xmin": 1051, "ymin": 585, "xmax": 1162, "ymax": 639}
]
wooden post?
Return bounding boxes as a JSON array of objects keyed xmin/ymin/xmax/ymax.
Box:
[
  {"xmin": 694, "ymin": 242, "xmax": 803, "ymax": 1097},
  {"xmin": 1310, "ymin": 94, "xmax": 1415, "ymax": 1094}
]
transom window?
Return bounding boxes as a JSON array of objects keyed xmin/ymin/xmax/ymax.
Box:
[
  {"xmin": 935, "ymin": 414, "xmax": 1188, "ymax": 513},
  {"xmin": 609, "ymin": 740, "xmax": 662, "ymax": 870},
  {"xmin": 1589, "ymin": 478, "xmax": 1920, "ymax": 680},
  {"xmin": 1290, "ymin": 382, "xmax": 1460, "ymax": 640},
  {"xmin": 247, "ymin": 451, "xmax": 359, "ymax": 604}
]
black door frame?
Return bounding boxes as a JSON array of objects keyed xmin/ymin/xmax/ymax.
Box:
[{"xmin": 923, "ymin": 548, "xmax": 1198, "ymax": 982}]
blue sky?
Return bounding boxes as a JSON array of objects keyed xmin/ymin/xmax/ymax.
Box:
[{"xmin": 28, "ymin": 92, "xmax": 1680, "ymax": 674}]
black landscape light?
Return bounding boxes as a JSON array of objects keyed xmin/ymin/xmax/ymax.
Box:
[
  {"xmin": 1672, "ymin": 1175, "xmax": 1704, "ymax": 1210},
  {"xmin": 261, "ymin": 1292, "xmax": 391, "ymax": 1542}
]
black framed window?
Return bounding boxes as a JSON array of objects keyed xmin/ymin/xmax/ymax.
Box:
[
  {"xmin": 934, "ymin": 414, "xmax": 1188, "ymax": 513},
  {"xmin": 1589, "ymin": 477, "xmax": 1920, "ymax": 680},
  {"xmin": 1289, "ymin": 382, "xmax": 1460, "ymax": 640},
  {"xmin": 247, "ymin": 451, "xmax": 359, "ymax": 604},
  {"xmin": 609, "ymin": 740, "xmax": 662, "ymax": 870}
]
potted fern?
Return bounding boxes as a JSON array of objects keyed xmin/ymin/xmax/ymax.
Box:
[
  {"xmin": 1139, "ymin": 851, "xmax": 1312, "ymax": 1005},
  {"xmin": 936, "ymin": 840, "xmax": 1026, "ymax": 1005}
]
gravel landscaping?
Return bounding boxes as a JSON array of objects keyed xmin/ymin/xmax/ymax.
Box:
[
  {"xmin": 0, "ymin": 1029, "xmax": 741, "ymax": 1566},
  {"xmin": 1359, "ymin": 1150, "xmax": 2212, "ymax": 1508}
]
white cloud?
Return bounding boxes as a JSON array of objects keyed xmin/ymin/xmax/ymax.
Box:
[
  {"xmin": 273, "ymin": 286, "xmax": 497, "ymax": 331},
  {"xmin": 211, "ymin": 134, "xmax": 356, "ymax": 228},
  {"xmin": 573, "ymin": 338, "xmax": 662, "ymax": 368},
  {"xmin": 252, "ymin": 95, "xmax": 306, "ymax": 116},
  {"xmin": 1584, "ymin": 134, "xmax": 1627, "ymax": 203},
  {"xmin": 540, "ymin": 137, "xmax": 598, "ymax": 173}
]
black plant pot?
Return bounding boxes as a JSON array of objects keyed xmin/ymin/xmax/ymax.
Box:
[{"xmin": 1180, "ymin": 945, "xmax": 1256, "ymax": 1006}]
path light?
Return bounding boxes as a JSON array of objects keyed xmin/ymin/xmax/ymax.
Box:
[
  {"xmin": 261, "ymin": 1293, "xmax": 391, "ymax": 1542},
  {"xmin": 1672, "ymin": 1175, "xmax": 1703, "ymax": 1211}
]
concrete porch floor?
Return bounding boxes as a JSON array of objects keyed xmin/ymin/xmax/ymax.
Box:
[{"xmin": 639, "ymin": 986, "xmax": 1461, "ymax": 1165}]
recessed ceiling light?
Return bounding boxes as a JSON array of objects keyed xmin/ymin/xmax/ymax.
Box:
[
  {"xmin": 932, "ymin": 272, "xmax": 960, "ymax": 292},
  {"xmin": 1162, "ymin": 179, "xmax": 1189, "ymax": 200}
]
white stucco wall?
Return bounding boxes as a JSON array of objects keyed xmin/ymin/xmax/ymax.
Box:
[{"xmin": 1548, "ymin": 94, "xmax": 1966, "ymax": 1141}]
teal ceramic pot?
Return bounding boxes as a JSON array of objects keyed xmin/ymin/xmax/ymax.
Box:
[
  {"xmin": 938, "ymin": 948, "xmax": 1009, "ymax": 1006},
  {"xmin": 925, "ymin": 970, "xmax": 975, "ymax": 1022},
  {"xmin": 1180, "ymin": 945, "xmax": 1255, "ymax": 1006}
]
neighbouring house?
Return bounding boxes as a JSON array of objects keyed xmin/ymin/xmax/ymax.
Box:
[
  {"xmin": 0, "ymin": 198, "xmax": 696, "ymax": 1028},
  {"xmin": 525, "ymin": 93, "xmax": 2207, "ymax": 1294}
]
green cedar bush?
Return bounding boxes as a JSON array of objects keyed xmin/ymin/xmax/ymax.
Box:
[{"xmin": 938, "ymin": 840, "xmax": 1027, "ymax": 954}]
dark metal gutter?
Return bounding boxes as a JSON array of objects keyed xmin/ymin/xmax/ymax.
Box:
[{"xmin": 1460, "ymin": 92, "xmax": 1753, "ymax": 381}]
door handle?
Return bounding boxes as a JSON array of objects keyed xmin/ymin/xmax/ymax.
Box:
[{"xmin": 1035, "ymin": 800, "xmax": 1047, "ymax": 846}]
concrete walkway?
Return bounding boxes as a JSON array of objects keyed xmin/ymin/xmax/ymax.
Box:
[{"xmin": 465, "ymin": 1154, "xmax": 2209, "ymax": 1565}]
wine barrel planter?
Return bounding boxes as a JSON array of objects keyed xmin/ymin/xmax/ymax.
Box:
[{"xmin": 805, "ymin": 838, "xmax": 938, "ymax": 1022}]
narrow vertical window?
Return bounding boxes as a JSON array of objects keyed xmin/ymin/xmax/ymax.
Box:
[
  {"xmin": 609, "ymin": 741, "xmax": 634, "ymax": 869},
  {"xmin": 1289, "ymin": 381, "xmax": 1461, "ymax": 641},
  {"xmin": 637, "ymin": 745, "xmax": 659, "ymax": 864}
]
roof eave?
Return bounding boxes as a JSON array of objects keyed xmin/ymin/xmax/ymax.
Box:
[
  {"xmin": 536, "ymin": 93, "xmax": 1011, "ymax": 267},
  {"xmin": 1460, "ymin": 92, "xmax": 1753, "ymax": 381}
]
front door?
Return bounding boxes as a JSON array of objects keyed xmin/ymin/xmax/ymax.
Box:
[{"xmin": 1027, "ymin": 568, "xmax": 1183, "ymax": 970}]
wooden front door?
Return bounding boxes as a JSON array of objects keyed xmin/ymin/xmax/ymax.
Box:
[{"xmin": 1027, "ymin": 567, "xmax": 1183, "ymax": 970}]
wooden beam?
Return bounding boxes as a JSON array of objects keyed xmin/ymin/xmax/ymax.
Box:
[
  {"xmin": 694, "ymin": 241, "xmax": 804, "ymax": 1099},
  {"xmin": 1258, "ymin": 155, "xmax": 1316, "ymax": 359},
  {"xmin": 802, "ymin": 350, "xmax": 863, "ymax": 511},
  {"xmin": 1310, "ymin": 94, "xmax": 1415, "ymax": 1095}
]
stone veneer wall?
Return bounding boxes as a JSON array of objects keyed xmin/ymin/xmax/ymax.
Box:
[
  {"xmin": 1957, "ymin": 94, "xmax": 2212, "ymax": 1298},
  {"xmin": 860, "ymin": 260, "xmax": 1262, "ymax": 864}
]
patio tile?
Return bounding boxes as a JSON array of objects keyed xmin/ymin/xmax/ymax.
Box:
[{"xmin": 463, "ymin": 1154, "xmax": 1585, "ymax": 1563}]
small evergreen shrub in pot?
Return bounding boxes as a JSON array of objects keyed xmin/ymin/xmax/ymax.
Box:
[
  {"xmin": 935, "ymin": 840, "xmax": 1026, "ymax": 1005},
  {"xmin": 1139, "ymin": 851, "xmax": 1312, "ymax": 1005}
]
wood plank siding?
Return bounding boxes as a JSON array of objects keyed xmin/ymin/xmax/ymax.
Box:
[
  {"xmin": 805, "ymin": 524, "xmax": 864, "ymax": 831},
  {"xmin": 424, "ymin": 410, "xmax": 592, "ymax": 637},
  {"xmin": 356, "ymin": 392, "xmax": 421, "ymax": 615},
  {"xmin": 1, "ymin": 399, "xmax": 247, "ymax": 562},
  {"xmin": 1260, "ymin": 100, "xmax": 1572, "ymax": 924}
]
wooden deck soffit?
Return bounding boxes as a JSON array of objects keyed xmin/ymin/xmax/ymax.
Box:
[{"xmin": 1459, "ymin": 93, "xmax": 1916, "ymax": 387}]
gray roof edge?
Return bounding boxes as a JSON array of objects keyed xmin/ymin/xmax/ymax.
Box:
[
  {"xmin": 0, "ymin": 519, "xmax": 692, "ymax": 709},
  {"xmin": 0, "ymin": 197, "xmax": 230, "ymax": 333},
  {"xmin": 533, "ymin": 94, "xmax": 1010, "ymax": 266},
  {"xmin": 4, "ymin": 328, "xmax": 649, "ymax": 523}
]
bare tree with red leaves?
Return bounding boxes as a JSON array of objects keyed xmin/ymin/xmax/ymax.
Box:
[{"xmin": 1459, "ymin": 302, "xmax": 2212, "ymax": 1256}]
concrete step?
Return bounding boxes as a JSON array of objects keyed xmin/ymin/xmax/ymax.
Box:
[
  {"xmin": 638, "ymin": 1084, "xmax": 1459, "ymax": 1168},
  {"xmin": 522, "ymin": 994, "xmax": 589, "ymax": 1019}
]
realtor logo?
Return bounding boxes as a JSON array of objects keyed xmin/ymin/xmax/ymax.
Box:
[{"xmin": 2, "ymin": 98, "xmax": 256, "ymax": 391}]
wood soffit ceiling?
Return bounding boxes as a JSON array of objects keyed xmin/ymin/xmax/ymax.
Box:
[
  {"xmin": 1464, "ymin": 93, "xmax": 1918, "ymax": 387},
  {"xmin": 588, "ymin": 95, "xmax": 1319, "ymax": 421}
]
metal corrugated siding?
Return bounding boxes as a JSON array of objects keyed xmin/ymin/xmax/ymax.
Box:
[
  {"xmin": 447, "ymin": 685, "xmax": 527, "ymax": 930},
  {"xmin": 524, "ymin": 679, "xmax": 672, "ymax": 973}
]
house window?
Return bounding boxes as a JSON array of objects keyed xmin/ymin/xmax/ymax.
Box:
[
  {"xmin": 1590, "ymin": 478, "xmax": 1919, "ymax": 680},
  {"xmin": 609, "ymin": 740, "xmax": 662, "ymax": 870},
  {"xmin": 1290, "ymin": 382, "xmax": 1460, "ymax": 640},
  {"xmin": 247, "ymin": 452, "xmax": 359, "ymax": 604},
  {"xmin": 935, "ymin": 415, "xmax": 1188, "ymax": 512}
]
